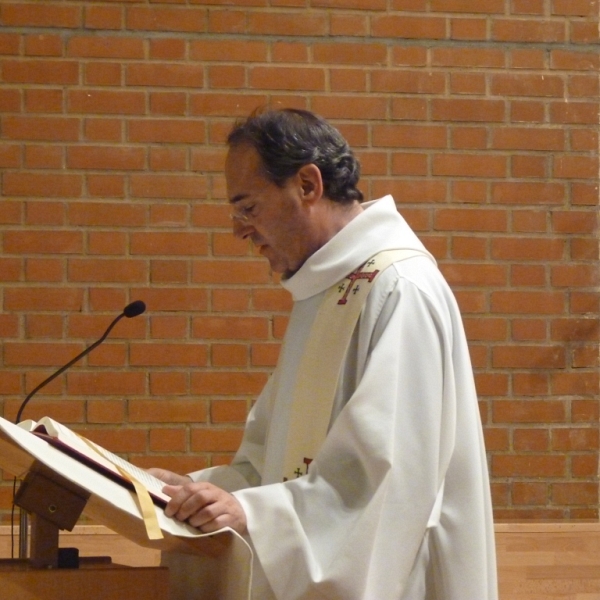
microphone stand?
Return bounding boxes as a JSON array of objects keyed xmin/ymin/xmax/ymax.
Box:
[{"xmin": 15, "ymin": 301, "xmax": 146, "ymax": 560}]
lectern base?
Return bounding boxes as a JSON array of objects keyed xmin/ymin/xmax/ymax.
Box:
[{"xmin": 0, "ymin": 560, "xmax": 169, "ymax": 600}]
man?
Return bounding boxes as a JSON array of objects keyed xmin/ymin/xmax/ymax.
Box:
[{"xmin": 151, "ymin": 108, "xmax": 498, "ymax": 599}]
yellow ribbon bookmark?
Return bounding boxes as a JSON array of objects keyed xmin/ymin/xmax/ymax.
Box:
[{"xmin": 78, "ymin": 435, "xmax": 163, "ymax": 540}]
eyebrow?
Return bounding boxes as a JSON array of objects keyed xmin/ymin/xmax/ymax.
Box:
[{"xmin": 229, "ymin": 193, "xmax": 249, "ymax": 205}]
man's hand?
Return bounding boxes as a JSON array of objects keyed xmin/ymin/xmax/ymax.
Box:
[
  {"xmin": 147, "ymin": 468, "xmax": 192, "ymax": 486},
  {"xmin": 162, "ymin": 481, "xmax": 247, "ymax": 535}
]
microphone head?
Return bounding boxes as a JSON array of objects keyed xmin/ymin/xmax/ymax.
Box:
[{"xmin": 123, "ymin": 300, "xmax": 146, "ymax": 318}]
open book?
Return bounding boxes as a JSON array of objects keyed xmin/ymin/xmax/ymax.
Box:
[{"xmin": 18, "ymin": 416, "xmax": 170, "ymax": 508}]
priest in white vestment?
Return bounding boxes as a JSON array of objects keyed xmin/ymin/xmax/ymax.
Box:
[{"xmin": 150, "ymin": 108, "xmax": 498, "ymax": 600}]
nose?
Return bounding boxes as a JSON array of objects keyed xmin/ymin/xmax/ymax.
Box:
[{"xmin": 232, "ymin": 217, "xmax": 254, "ymax": 239}]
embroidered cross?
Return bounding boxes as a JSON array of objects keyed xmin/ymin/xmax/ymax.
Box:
[{"xmin": 337, "ymin": 260, "xmax": 379, "ymax": 305}]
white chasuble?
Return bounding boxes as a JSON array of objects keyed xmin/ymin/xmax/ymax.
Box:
[{"xmin": 191, "ymin": 196, "xmax": 498, "ymax": 600}]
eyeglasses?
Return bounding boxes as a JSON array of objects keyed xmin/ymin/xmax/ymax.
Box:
[{"xmin": 229, "ymin": 203, "xmax": 256, "ymax": 224}]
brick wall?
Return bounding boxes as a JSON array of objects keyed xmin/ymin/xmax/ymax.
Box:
[{"xmin": 0, "ymin": 1, "xmax": 598, "ymax": 521}]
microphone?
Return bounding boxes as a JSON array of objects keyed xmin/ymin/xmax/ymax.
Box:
[{"xmin": 15, "ymin": 300, "xmax": 146, "ymax": 424}]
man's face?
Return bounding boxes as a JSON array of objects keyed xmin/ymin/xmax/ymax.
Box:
[{"xmin": 225, "ymin": 144, "xmax": 318, "ymax": 277}]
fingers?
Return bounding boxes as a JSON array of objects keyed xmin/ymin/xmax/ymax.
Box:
[
  {"xmin": 147, "ymin": 468, "xmax": 191, "ymax": 486},
  {"xmin": 161, "ymin": 482, "xmax": 247, "ymax": 535}
]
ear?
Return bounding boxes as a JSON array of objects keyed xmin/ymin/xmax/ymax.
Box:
[{"xmin": 296, "ymin": 164, "xmax": 323, "ymax": 206}]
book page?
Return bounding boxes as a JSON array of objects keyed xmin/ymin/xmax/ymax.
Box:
[{"xmin": 18, "ymin": 416, "xmax": 170, "ymax": 504}]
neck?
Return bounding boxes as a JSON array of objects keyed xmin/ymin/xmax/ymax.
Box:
[{"xmin": 283, "ymin": 200, "xmax": 363, "ymax": 279}]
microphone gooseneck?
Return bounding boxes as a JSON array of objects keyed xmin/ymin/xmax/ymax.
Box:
[{"xmin": 14, "ymin": 301, "xmax": 147, "ymax": 424}]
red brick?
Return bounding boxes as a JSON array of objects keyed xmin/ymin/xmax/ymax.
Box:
[
  {"xmin": 150, "ymin": 260, "xmax": 189, "ymax": 284},
  {"xmin": 131, "ymin": 232, "xmax": 208, "ymax": 256},
  {"xmin": 212, "ymin": 344, "xmax": 248, "ymax": 367},
  {"xmin": 492, "ymin": 345, "xmax": 566, "ymax": 368},
  {"xmin": 68, "ymin": 259, "xmax": 147, "ymax": 283},
  {"xmin": 24, "ymin": 314, "xmax": 61, "ymax": 339},
  {"xmin": 192, "ymin": 260, "xmax": 271, "ymax": 285},
  {"xmin": 126, "ymin": 63, "xmax": 204, "ymax": 88},
  {"xmin": 128, "ymin": 120, "xmax": 206, "ymax": 144},
  {"xmin": 24, "ymin": 34, "xmax": 63, "ymax": 57},
  {"xmin": 68, "ymin": 203, "xmax": 146, "ymax": 227},
  {"xmin": 150, "ymin": 92, "xmax": 187, "ymax": 116},
  {"xmin": 511, "ymin": 155, "xmax": 547, "ymax": 178},
  {"xmin": 130, "ymin": 174, "xmax": 208, "ymax": 199},
  {"xmin": 512, "ymin": 482, "xmax": 548, "ymax": 506},
  {"xmin": 131, "ymin": 399, "xmax": 205, "ymax": 424},
  {"xmin": 4, "ymin": 231, "xmax": 82, "ymax": 254},
  {"xmin": 192, "ymin": 316, "xmax": 269, "ymax": 340},
  {"xmin": 208, "ymin": 65, "xmax": 245, "ymax": 89},
  {"xmin": 491, "ymin": 291, "xmax": 565, "ymax": 314},
  {"xmin": 492, "ymin": 182, "xmax": 565, "ymax": 205},
  {"xmin": 435, "ymin": 209, "xmax": 507, "ymax": 232},
  {"xmin": 372, "ymin": 15, "xmax": 445, "ymax": 39},
  {"xmin": 4, "ymin": 342, "xmax": 83, "ymax": 367},
  {"xmin": 190, "ymin": 372, "xmax": 267, "ymax": 396},
  {"xmin": 512, "ymin": 373, "xmax": 549, "ymax": 396},
  {"xmin": 552, "ymin": 483, "xmax": 598, "ymax": 506},
  {"xmin": 190, "ymin": 39, "xmax": 268, "ymax": 62},
  {"xmin": 511, "ymin": 318, "xmax": 547, "ymax": 341},
  {"xmin": 3, "ymin": 116, "xmax": 79, "ymax": 141},
  {"xmin": 514, "ymin": 428, "xmax": 550, "ymax": 451},
  {"xmin": 150, "ymin": 315, "xmax": 188, "ymax": 339},
  {"xmin": 432, "ymin": 47, "xmax": 504, "ymax": 68},
  {"xmin": 87, "ymin": 174, "xmax": 126, "ymax": 197},
  {"xmin": 69, "ymin": 90, "xmax": 146, "ymax": 115},
  {"xmin": 329, "ymin": 13, "xmax": 368, "ymax": 36},
  {"xmin": 449, "ymin": 73, "xmax": 486, "ymax": 95},
  {"xmin": 149, "ymin": 38, "xmax": 186, "ymax": 61},
  {"xmin": 1, "ymin": 3, "xmax": 81, "ymax": 27},
  {"xmin": 149, "ymin": 373, "xmax": 189, "ymax": 396},
  {"xmin": 67, "ymin": 146, "xmax": 145, "ymax": 170},
  {"xmin": 149, "ymin": 428, "xmax": 187, "ymax": 452},
  {"xmin": 432, "ymin": 99, "xmax": 505, "ymax": 122},
  {"xmin": 126, "ymin": 7, "xmax": 207, "ymax": 33},
  {"xmin": 552, "ymin": 0, "xmax": 599, "ymax": 16},
  {"xmin": 433, "ymin": 154, "xmax": 507, "ymax": 177},
  {"xmin": 2, "ymin": 60, "xmax": 79, "ymax": 85},
  {"xmin": 371, "ymin": 70, "xmax": 445, "ymax": 94},
  {"xmin": 211, "ymin": 400, "xmax": 248, "ymax": 424},
  {"xmin": 249, "ymin": 67, "xmax": 325, "ymax": 91},
  {"xmin": 492, "ymin": 454, "xmax": 567, "ymax": 477},
  {"xmin": 550, "ymin": 102, "xmax": 598, "ymax": 125},
  {"xmin": 552, "ymin": 264, "xmax": 599, "ymax": 287},
  {"xmin": 85, "ymin": 428, "xmax": 147, "ymax": 454},
  {"xmin": 88, "ymin": 399, "xmax": 126, "ymax": 424},
  {"xmin": 491, "ymin": 238, "xmax": 565, "ymax": 261},
  {"xmin": 24, "ymin": 258, "xmax": 64, "ymax": 282},
  {"xmin": 84, "ymin": 5, "xmax": 123, "ymax": 30},
  {"xmin": 552, "ymin": 427, "xmax": 599, "ymax": 451},
  {"xmin": 67, "ymin": 36, "xmax": 144, "ymax": 59},
  {"xmin": 373, "ymin": 124, "xmax": 447, "ymax": 148},
  {"xmin": 130, "ymin": 343, "xmax": 208, "ymax": 367},
  {"xmin": 190, "ymin": 93, "xmax": 268, "ymax": 118},
  {"xmin": 24, "ymin": 145, "xmax": 62, "ymax": 169},
  {"xmin": 67, "ymin": 372, "xmax": 145, "ymax": 396},
  {"xmin": 190, "ymin": 428, "xmax": 243, "ymax": 453},
  {"xmin": 493, "ymin": 19, "xmax": 565, "ymax": 43},
  {"xmin": 129, "ymin": 288, "xmax": 208, "ymax": 312},
  {"xmin": 491, "ymin": 73, "xmax": 564, "ymax": 97},
  {"xmin": 84, "ymin": 120, "xmax": 123, "ymax": 143},
  {"xmin": 212, "ymin": 289, "xmax": 251, "ymax": 312},
  {"xmin": 25, "ymin": 200, "xmax": 66, "ymax": 225},
  {"xmin": 0, "ymin": 33, "xmax": 20, "ymax": 55}
]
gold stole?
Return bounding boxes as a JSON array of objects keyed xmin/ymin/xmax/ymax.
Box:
[{"xmin": 282, "ymin": 249, "xmax": 432, "ymax": 481}]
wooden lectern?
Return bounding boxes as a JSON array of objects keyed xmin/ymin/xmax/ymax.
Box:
[{"xmin": 0, "ymin": 417, "xmax": 253, "ymax": 600}]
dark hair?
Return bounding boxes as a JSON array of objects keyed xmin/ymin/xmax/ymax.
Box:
[{"xmin": 227, "ymin": 108, "xmax": 363, "ymax": 203}]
